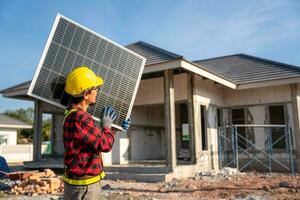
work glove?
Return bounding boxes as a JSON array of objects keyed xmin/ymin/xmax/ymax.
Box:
[
  {"xmin": 101, "ymin": 106, "xmax": 117, "ymax": 129},
  {"xmin": 122, "ymin": 118, "xmax": 131, "ymax": 131}
]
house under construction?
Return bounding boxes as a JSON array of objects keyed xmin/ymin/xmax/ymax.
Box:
[{"xmin": 1, "ymin": 41, "xmax": 299, "ymax": 181}]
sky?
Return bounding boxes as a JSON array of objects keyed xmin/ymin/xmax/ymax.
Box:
[{"xmin": 0, "ymin": 0, "xmax": 300, "ymax": 112}]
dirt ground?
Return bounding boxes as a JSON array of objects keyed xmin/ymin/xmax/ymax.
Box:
[
  {"xmin": 0, "ymin": 173, "xmax": 299, "ymax": 200},
  {"xmin": 102, "ymin": 174, "xmax": 299, "ymax": 200}
]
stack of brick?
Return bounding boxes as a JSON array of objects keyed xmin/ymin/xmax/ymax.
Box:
[{"xmin": 9, "ymin": 169, "xmax": 63, "ymax": 196}]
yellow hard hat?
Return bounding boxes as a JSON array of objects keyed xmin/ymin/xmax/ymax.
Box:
[{"xmin": 64, "ymin": 66, "xmax": 104, "ymax": 96}]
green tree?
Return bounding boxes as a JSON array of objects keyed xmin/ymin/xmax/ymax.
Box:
[
  {"xmin": 42, "ymin": 117, "xmax": 51, "ymax": 141},
  {"xmin": 2, "ymin": 108, "xmax": 52, "ymax": 144},
  {"xmin": 3, "ymin": 107, "xmax": 34, "ymax": 124}
]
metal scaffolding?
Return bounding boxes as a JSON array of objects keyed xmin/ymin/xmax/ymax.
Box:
[{"xmin": 218, "ymin": 124, "xmax": 295, "ymax": 176}]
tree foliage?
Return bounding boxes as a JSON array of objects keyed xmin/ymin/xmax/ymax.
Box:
[
  {"xmin": 42, "ymin": 116, "xmax": 51, "ymax": 141},
  {"xmin": 3, "ymin": 107, "xmax": 34, "ymax": 124},
  {"xmin": 2, "ymin": 107, "xmax": 52, "ymax": 144},
  {"xmin": 2, "ymin": 108, "xmax": 34, "ymax": 143}
]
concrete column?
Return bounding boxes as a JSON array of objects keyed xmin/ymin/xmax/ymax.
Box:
[
  {"xmin": 164, "ymin": 70, "xmax": 176, "ymax": 172},
  {"xmin": 50, "ymin": 115, "xmax": 55, "ymax": 156},
  {"xmin": 187, "ymin": 72, "xmax": 200, "ymax": 164},
  {"xmin": 52, "ymin": 114, "xmax": 64, "ymax": 156},
  {"xmin": 33, "ymin": 100, "xmax": 42, "ymax": 161},
  {"xmin": 290, "ymin": 84, "xmax": 300, "ymax": 172}
]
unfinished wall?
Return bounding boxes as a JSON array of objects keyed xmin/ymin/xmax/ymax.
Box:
[
  {"xmin": 290, "ymin": 83, "xmax": 300, "ymax": 172},
  {"xmin": 207, "ymin": 105, "xmax": 219, "ymax": 170},
  {"xmin": 128, "ymin": 106, "xmax": 165, "ymax": 160},
  {"xmin": 131, "ymin": 72, "xmax": 225, "ymax": 166},
  {"xmin": 111, "ymin": 132, "xmax": 129, "ymax": 164},
  {"xmin": 52, "ymin": 114, "xmax": 64, "ymax": 156},
  {"xmin": 222, "ymin": 85, "xmax": 295, "ymax": 162},
  {"xmin": 194, "ymin": 75, "xmax": 224, "ymax": 106},
  {"xmin": 129, "ymin": 126, "xmax": 164, "ymax": 160},
  {"xmin": 223, "ymin": 85, "xmax": 291, "ymax": 107},
  {"xmin": 220, "ymin": 102, "xmax": 295, "ymax": 172},
  {"xmin": 192, "ymin": 76, "xmax": 224, "ymax": 170},
  {"xmin": 203, "ymin": 83, "xmax": 295, "ymax": 172},
  {"xmin": 286, "ymin": 103, "xmax": 296, "ymax": 147},
  {"xmin": 248, "ymin": 106, "xmax": 266, "ymax": 149},
  {"xmin": 134, "ymin": 73, "xmax": 188, "ymax": 106},
  {"xmin": 221, "ymin": 103, "xmax": 294, "ymax": 150},
  {"xmin": 101, "ymin": 131, "xmax": 131, "ymax": 165},
  {"xmin": 131, "ymin": 105, "xmax": 164, "ymax": 127}
]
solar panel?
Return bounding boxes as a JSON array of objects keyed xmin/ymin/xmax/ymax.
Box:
[{"xmin": 27, "ymin": 14, "xmax": 146, "ymax": 130}]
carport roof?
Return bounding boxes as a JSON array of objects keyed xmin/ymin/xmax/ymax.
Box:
[
  {"xmin": 0, "ymin": 80, "xmax": 31, "ymax": 100},
  {"xmin": 0, "ymin": 80, "xmax": 31, "ymax": 93},
  {"xmin": 194, "ymin": 54, "xmax": 300, "ymax": 85}
]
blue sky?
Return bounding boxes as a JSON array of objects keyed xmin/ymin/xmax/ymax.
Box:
[{"xmin": 0, "ymin": 0, "xmax": 300, "ymax": 112}]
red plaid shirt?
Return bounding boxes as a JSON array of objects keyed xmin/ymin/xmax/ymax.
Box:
[{"xmin": 63, "ymin": 108, "xmax": 115, "ymax": 177}]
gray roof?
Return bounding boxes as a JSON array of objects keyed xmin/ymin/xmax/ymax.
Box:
[
  {"xmin": 126, "ymin": 41, "xmax": 183, "ymax": 66},
  {"xmin": 194, "ymin": 54, "xmax": 300, "ymax": 84},
  {"xmin": 0, "ymin": 114, "xmax": 32, "ymax": 128}
]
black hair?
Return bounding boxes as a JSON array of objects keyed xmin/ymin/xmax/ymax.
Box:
[
  {"xmin": 69, "ymin": 96, "xmax": 84, "ymax": 104},
  {"xmin": 68, "ymin": 89, "xmax": 94, "ymax": 105}
]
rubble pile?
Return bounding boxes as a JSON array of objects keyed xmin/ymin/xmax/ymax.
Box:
[
  {"xmin": 8, "ymin": 169, "xmax": 63, "ymax": 196},
  {"xmin": 194, "ymin": 167, "xmax": 248, "ymax": 180}
]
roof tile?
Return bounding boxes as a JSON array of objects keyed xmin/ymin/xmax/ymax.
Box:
[
  {"xmin": 194, "ymin": 54, "xmax": 300, "ymax": 84},
  {"xmin": 126, "ymin": 41, "xmax": 182, "ymax": 65}
]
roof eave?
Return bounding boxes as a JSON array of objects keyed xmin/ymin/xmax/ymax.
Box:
[
  {"xmin": 143, "ymin": 58, "xmax": 183, "ymax": 74},
  {"xmin": 236, "ymin": 76, "xmax": 300, "ymax": 90},
  {"xmin": 1, "ymin": 87, "xmax": 33, "ymax": 101},
  {"xmin": 181, "ymin": 59, "xmax": 237, "ymax": 89},
  {"xmin": 142, "ymin": 58, "xmax": 237, "ymax": 89}
]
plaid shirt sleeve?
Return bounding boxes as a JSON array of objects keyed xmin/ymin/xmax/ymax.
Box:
[{"xmin": 80, "ymin": 113, "xmax": 115, "ymax": 153}]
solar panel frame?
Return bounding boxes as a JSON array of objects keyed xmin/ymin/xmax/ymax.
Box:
[{"xmin": 27, "ymin": 14, "xmax": 146, "ymax": 130}]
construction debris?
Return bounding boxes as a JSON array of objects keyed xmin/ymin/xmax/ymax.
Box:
[
  {"xmin": 219, "ymin": 167, "xmax": 239, "ymax": 176},
  {"xmin": 194, "ymin": 167, "xmax": 247, "ymax": 181},
  {"xmin": 0, "ymin": 168, "xmax": 299, "ymax": 199},
  {"xmin": 7, "ymin": 169, "xmax": 63, "ymax": 196}
]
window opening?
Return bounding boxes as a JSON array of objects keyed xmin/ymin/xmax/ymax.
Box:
[
  {"xmin": 201, "ymin": 105, "xmax": 208, "ymax": 150},
  {"xmin": 231, "ymin": 108, "xmax": 247, "ymax": 149},
  {"xmin": 269, "ymin": 105, "xmax": 286, "ymax": 149},
  {"xmin": 41, "ymin": 113, "xmax": 52, "ymax": 156}
]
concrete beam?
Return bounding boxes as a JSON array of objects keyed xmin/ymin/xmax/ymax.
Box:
[
  {"xmin": 164, "ymin": 70, "xmax": 176, "ymax": 172},
  {"xmin": 181, "ymin": 60, "xmax": 236, "ymax": 89},
  {"xmin": 144, "ymin": 59, "xmax": 182, "ymax": 74},
  {"xmin": 238, "ymin": 77, "xmax": 300, "ymax": 90},
  {"xmin": 290, "ymin": 84, "xmax": 300, "ymax": 172}
]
